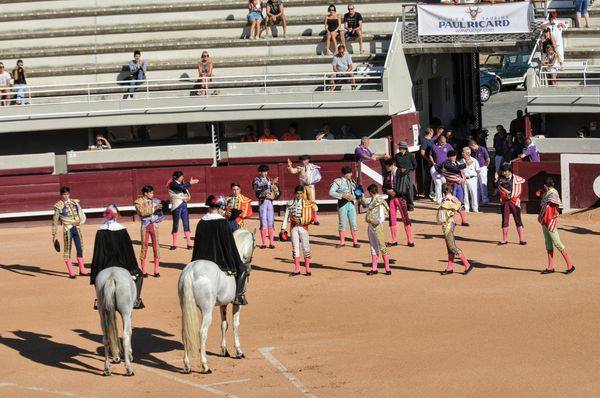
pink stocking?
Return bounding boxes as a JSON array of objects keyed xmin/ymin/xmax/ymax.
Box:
[
  {"xmin": 501, "ymin": 227, "xmax": 509, "ymax": 243},
  {"xmin": 304, "ymin": 258, "xmax": 311, "ymax": 273},
  {"xmin": 184, "ymin": 231, "xmax": 192, "ymax": 247},
  {"xmin": 268, "ymin": 227, "xmax": 275, "ymax": 246},
  {"xmin": 389, "ymin": 226, "xmax": 398, "ymax": 243},
  {"xmin": 459, "ymin": 252, "xmax": 471, "ymax": 270},
  {"xmin": 560, "ymin": 249, "xmax": 573, "ymax": 269},
  {"xmin": 260, "ymin": 229, "xmax": 267, "ymax": 246},
  {"xmin": 141, "ymin": 259, "xmax": 149, "ymax": 275},
  {"xmin": 172, "ymin": 233, "xmax": 178, "ymax": 247},
  {"xmin": 546, "ymin": 250, "xmax": 555, "ymax": 270},
  {"xmin": 293, "ymin": 257, "xmax": 301, "ymax": 273},
  {"xmin": 371, "ymin": 254, "xmax": 379, "ymax": 271},
  {"xmin": 77, "ymin": 257, "xmax": 89, "ymax": 275},
  {"xmin": 459, "ymin": 210, "xmax": 468, "ymax": 225},
  {"xmin": 154, "ymin": 259, "xmax": 160, "ymax": 275},
  {"xmin": 383, "ymin": 254, "xmax": 391, "ymax": 272},
  {"xmin": 64, "ymin": 260, "xmax": 76, "ymax": 277},
  {"xmin": 350, "ymin": 230, "xmax": 358, "ymax": 245},
  {"xmin": 517, "ymin": 226, "xmax": 526, "ymax": 243},
  {"xmin": 339, "ymin": 231, "xmax": 346, "ymax": 245},
  {"xmin": 446, "ymin": 254, "xmax": 455, "ymax": 271}
]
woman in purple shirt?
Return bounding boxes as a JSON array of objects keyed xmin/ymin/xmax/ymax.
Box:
[
  {"xmin": 427, "ymin": 135, "xmax": 453, "ymax": 203},
  {"xmin": 519, "ymin": 138, "xmax": 540, "ymax": 163}
]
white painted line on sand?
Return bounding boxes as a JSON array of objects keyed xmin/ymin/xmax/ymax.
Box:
[
  {"xmin": 258, "ymin": 347, "xmax": 317, "ymax": 398},
  {"xmin": 136, "ymin": 364, "xmax": 237, "ymax": 398},
  {"xmin": 205, "ymin": 378, "xmax": 251, "ymax": 387},
  {"xmin": 0, "ymin": 381, "xmax": 100, "ymax": 398}
]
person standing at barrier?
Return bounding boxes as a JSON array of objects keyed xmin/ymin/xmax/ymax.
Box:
[
  {"xmin": 128, "ymin": 50, "xmax": 147, "ymax": 98},
  {"xmin": 420, "ymin": 128, "xmax": 435, "ymax": 200},
  {"xmin": 383, "ymin": 159, "xmax": 414, "ymax": 247},
  {"xmin": 460, "ymin": 147, "xmax": 480, "ymax": 213},
  {"xmin": 329, "ymin": 166, "xmax": 360, "ymax": 248},
  {"xmin": 438, "ymin": 184, "xmax": 474, "ymax": 276},
  {"xmin": 468, "ymin": 139, "xmax": 490, "ymax": 205},
  {"xmin": 493, "ymin": 125, "xmax": 508, "ymax": 181},
  {"xmin": 537, "ymin": 177, "xmax": 575, "ymax": 274},
  {"xmin": 282, "ymin": 185, "xmax": 318, "ymax": 276},
  {"xmin": 52, "ymin": 186, "xmax": 89, "ymax": 278},
  {"xmin": 394, "ymin": 140, "xmax": 416, "ymax": 211},
  {"xmin": 427, "ymin": 134, "xmax": 453, "ymax": 204},
  {"xmin": 253, "ymin": 164, "xmax": 279, "ymax": 249},
  {"xmin": 134, "ymin": 185, "xmax": 165, "ymax": 277},
  {"xmin": 496, "ymin": 163, "xmax": 527, "ymax": 245},
  {"xmin": 168, "ymin": 171, "xmax": 198, "ymax": 250},
  {"xmin": 361, "ymin": 184, "xmax": 391, "ymax": 275},
  {"xmin": 288, "ymin": 155, "xmax": 321, "ymax": 225},
  {"xmin": 11, "ymin": 60, "xmax": 27, "ymax": 105},
  {"xmin": 225, "ymin": 182, "xmax": 253, "ymax": 231}
]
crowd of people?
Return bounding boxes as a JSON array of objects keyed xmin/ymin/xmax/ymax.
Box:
[
  {"xmin": 52, "ymin": 148, "xmax": 575, "ymax": 309},
  {"xmin": 239, "ymin": 122, "xmax": 358, "ymax": 142}
]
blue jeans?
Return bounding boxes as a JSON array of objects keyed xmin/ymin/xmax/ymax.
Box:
[
  {"xmin": 14, "ymin": 84, "xmax": 26, "ymax": 105},
  {"xmin": 337, "ymin": 202, "xmax": 358, "ymax": 231},
  {"xmin": 129, "ymin": 70, "xmax": 145, "ymax": 95},
  {"xmin": 172, "ymin": 203, "xmax": 190, "ymax": 233}
]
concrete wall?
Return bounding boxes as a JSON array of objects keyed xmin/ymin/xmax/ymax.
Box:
[
  {"xmin": 533, "ymin": 137, "xmax": 600, "ymax": 153},
  {"xmin": 0, "ymin": 152, "xmax": 55, "ymax": 171}
]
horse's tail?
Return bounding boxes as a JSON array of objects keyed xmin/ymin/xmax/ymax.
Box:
[
  {"xmin": 101, "ymin": 274, "xmax": 121, "ymax": 358},
  {"xmin": 180, "ymin": 269, "xmax": 199, "ymax": 359}
]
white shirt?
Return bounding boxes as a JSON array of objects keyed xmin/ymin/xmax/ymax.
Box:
[
  {"xmin": 460, "ymin": 157, "xmax": 480, "ymax": 178},
  {"xmin": 0, "ymin": 71, "xmax": 11, "ymax": 86}
]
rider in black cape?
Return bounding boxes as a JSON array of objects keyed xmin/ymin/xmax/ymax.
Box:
[
  {"xmin": 191, "ymin": 195, "xmax": 248, "ymax": 305},
  {"xmin": 90, "ymin": 205, "xmax": 144, "ymax": 309}
]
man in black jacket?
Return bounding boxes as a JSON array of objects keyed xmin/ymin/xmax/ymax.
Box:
[
  {"xmin": 394, "ymin": 140, "xmax": 416, "ymax": 210},
  {"xmin": 383, "ymin": 159, "xmax": 415, "ymax": 247}
]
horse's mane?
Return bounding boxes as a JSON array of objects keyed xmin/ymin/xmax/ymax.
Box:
[{"xmin": 233, "ymin": 228, "xmax": 255, "ymax": 265}]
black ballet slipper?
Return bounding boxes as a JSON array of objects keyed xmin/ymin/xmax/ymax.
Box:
[
  {"xmin": 268, "ymin": 245, "xmax": 276, "ymax": 249},
  {"xmin": 385, "ymin": 270, "xmax": 392, "ymax": 275},
  {"xmin": 169, "ymin": 246, "xmax": 177, "ymax": 250},
  {"xmin": 386, "ymin": 242, "xmax": 398, "ymax": 247},
  {"xmin": 353, "ymin": 243, "xmax": 361, "ymax": 248},
  {"xmin": 519, "ymin": 241, "xmax": 527, "ymax": 245},
  {"xmin": 497, "ymin": 241, "xmax": 508, "ymax": 246},
  {"xmin": 366, "ymin": 270, "xmax": 378, "ymax": 276},
  {"xmin": 541, "ymin": 268, "xmax": 555, "ymax": 275},
  {"xmin": 441, "ymin": 269, "xmax": 454, "ymax": 275},
  {"xmin": 289, "ymin": 272, "xmax": 301, "ymax": 277},
  {"xmin": 408, "ymin": 242, "xmax": 415, "ymax": 247},
  {"xmin": 565, "ymin": 266, "xmax": 576, "ymax": 275},
  {"xmin": 463, "ymin": 265, "xmax": 474, "ymax": 275},
  {"xmin": 153, "ymin": 273, "xmax": 161, "ymax": 278}
]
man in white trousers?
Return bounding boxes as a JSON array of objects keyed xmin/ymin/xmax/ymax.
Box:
[
  {"xmin": 469, "ymin": 139, "xmax": 490, "ymax": 205},
  {"xmin": 460, "ymin": 146, "xmax": 480, "ymax": 212}
]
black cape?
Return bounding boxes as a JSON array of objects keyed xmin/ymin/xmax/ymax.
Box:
[
  {"xmin": 191, "ymin": 218, "xmax": 243, "ymax": 275},
  {"xmin": 90, "ymin": 228, "xmax": 140, "ymax": 285}
]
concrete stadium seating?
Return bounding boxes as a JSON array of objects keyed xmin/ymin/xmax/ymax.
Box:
[{"xmin": 0, "ymin": 0, "xmax": 404, "ymax": 86}]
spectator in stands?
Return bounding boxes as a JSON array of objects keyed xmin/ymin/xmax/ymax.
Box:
[
  {"xmin": 339, "ymin": 124, "xmax": 356, "ymax": 139},
  {"xmin": 89, "ymin": 134, "xmax": 112, "ymax": 150},
  {"xmin": 0, "ymin": 62, "xmax": 12, "ymax": 106},
  {"xmin": 12, "ymin": 60, "xmax": 27, "ymax": 105},
  {"xmin": 258, "ymin": 127, "xmax": 279, "ymax": 142},
  {"xmin": 541, "ymin": 44, "xmax": 558, "ymax": 86},
  {"xmin": 329, "ymin": 44, "xmax": 355, "ymax": 91},
  {"xmin": 501, "ymin": 135, "xmax": 519, "ymax": 164},
  {"xmin": 241, "ymin": 125, "xmax": 258, "ymax": 142},
  {"xmin": 575, "ymin": 0, "xmax": 591, "ymax": 28},
  {"xmin": 343, "ymin": 4, "xmax": 364, "ymax": 54},
  {"xmin": 541, "ymin": 11, "xmax": 566, "ymax": 65},
  {"xmin": 355, "ymin": 136, "xmax": 382, "ymax": 163},
  {"xmin": 577, "ymin": 126, "xmax": 590, "ymax": 138},
  {"xmin": 198, "ymin": 51, "xmax": 214, "ymax": 96},
  {"xmin": 265, "ymin": 0, "xmax": 287, "ymax": 38},
  {"xmin": 509, "ymin": 110, "xmax": 526, "ymax": 135},
  {"xmin": 324, "ymin": 4, "xmax": 345, "ymax": 56},
  {"xmin": 316, "ymin": 123, "xmax": 335, "ymax": 140},
  {"xmin": 519, "ymin": 138, "xmax": 540, "ymax": 162},
  {"xmin": 128, "ymin": 50, "xmax": 147, "ymax": 98},
  {"xmin": 281, "ymin": 123, "xmax": 301, "ymax": 141},
  {"xmin": 538, "ymin": 28, "xmax": 556, "ymax": 59},
  {"xmin": 247, "ymin": 0, "xmax": 264, "ymax": 40}
]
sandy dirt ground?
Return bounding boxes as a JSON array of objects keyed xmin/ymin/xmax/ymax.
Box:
[{"xmin": 0, "ymin": 201, "xmax": 599, "ymax": 398}]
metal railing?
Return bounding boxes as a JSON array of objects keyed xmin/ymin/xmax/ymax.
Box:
[
  {"xmin": 0, "ymin": 70, "xmax": 384, "ymax": 113},
  {"xmin": 537, "ymin": 62, "xmax": 600, "ymax": 87}
]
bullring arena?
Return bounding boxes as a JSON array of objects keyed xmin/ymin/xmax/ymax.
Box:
[{"xmin": 1, "ymin": 203, "xmax": 598, "ymax": 398}]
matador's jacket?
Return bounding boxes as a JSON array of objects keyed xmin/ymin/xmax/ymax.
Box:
[
  {"xmin": 52, "ymin": 199, "xmax": 86, "ymax": 259},
  {"xmin": 225, "ymin": 194, "xmax": 253, "ymax": 228}
]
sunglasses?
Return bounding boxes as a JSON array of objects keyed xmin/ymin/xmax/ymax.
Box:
[{"xmin": 348, "ymin": 7, "xmax": 354, "ymax": 10}]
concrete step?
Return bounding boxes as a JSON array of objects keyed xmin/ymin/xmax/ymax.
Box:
[
  {"xmin": 0, "ymin": 13, "xmax": 398, "ymax": 49},
  {"xmin": 563, "ymin": 27, "xmax": 600, "ymax": 50},
  {"xmin": 564, "ymin": 48, "xmax": 600, "ymax": 64},
  {"xmin": 23, "ymin": 52, "xmax": 385, "ymax": 81},
  {"xmin": 0, "ymin": 0, "xmax": 404, "ymax": 22},
  {"xmin": 2, "ymin": 33, "xmax": 390, "ymax": 63}
]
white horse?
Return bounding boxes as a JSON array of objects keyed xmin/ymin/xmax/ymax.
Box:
[
  {"xmin": 179, "ymin": 228, "xmax": 255, "ymax": 374},
  {"xmin": 95, "ymin": 267, "xmax": 136, "ymax": 376}
]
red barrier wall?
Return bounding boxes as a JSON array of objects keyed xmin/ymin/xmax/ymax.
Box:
[
  {"xmin": 569, "ymin": 163, "xmax": 600, "ymax": 209},
  {"xmin": 512, "ymin": 160, "xmax": 561, "ymax": 213},
  {"xmin": 392, "ymin": 112, "xmax": 420, "ymax": 148}
]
